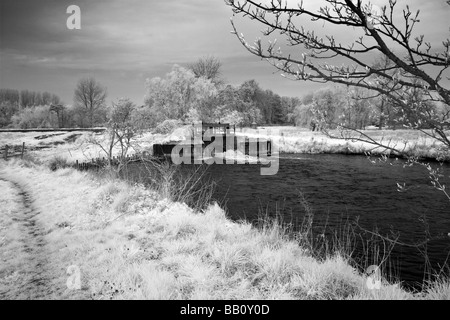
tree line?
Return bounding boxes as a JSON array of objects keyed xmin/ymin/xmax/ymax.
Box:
[
  {"xmin": 3, "ymin": 55, "xmax": 439, "ymax": 131},
  {"xmin": 291, "ymin": 82, "xmax": 443, "ymax": 131},
  {"xmin": 138, "ymin": 56, "xmax": 444, "ymax": 131},
  {"xmin": 0, "ymin": 79, "xmax": 108, "ymax": 129},
  {"xmin": 0, "ymin": 89, "xmax": 63, "ymax": 128},
  {"xmin": 0, "ymin": 57, "xmax": 304, "ymax": 129}
]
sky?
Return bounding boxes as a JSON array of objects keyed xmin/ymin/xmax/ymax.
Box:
[{"xmin": 0, "ymin": 0, "xmax": 449, "ymax": 106}]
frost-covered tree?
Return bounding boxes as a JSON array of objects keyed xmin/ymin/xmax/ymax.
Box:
[
  {"xmin": 144, "ymin": 65, "xmax": 217, "ymax": 124},
  {"xmin": 11, "ymin": 105, "xmax": 53, "ymax": 129},
  {"xmin": 214, "ymin": 83, "xmax": 262, "ymax": 125},
  {"xmin": 0, "ymin": 102, "xmax": 16, "ymax": 127},
  {"xmin": 281, "ymin": 96, "xmax": 301, "ymax": 125}
]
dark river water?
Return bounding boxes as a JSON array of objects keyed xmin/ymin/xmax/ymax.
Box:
[{"xmin": 127, "ymin": 153, "xmax": 450, "ymax": 291}]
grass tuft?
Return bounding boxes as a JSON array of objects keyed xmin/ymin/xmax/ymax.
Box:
[{"xmin": 48, "ymin": 156, "xmax": 70, "ymax": 171}]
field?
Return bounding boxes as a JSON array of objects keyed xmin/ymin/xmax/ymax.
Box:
[{"xmin": 0, "ymin": 130, "xmax": 161, "ymax": 164}]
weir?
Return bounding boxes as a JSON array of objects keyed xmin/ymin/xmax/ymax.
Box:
[{"xmin": 152, "ymin": 123, "xmax": 272, "ymax": 163}]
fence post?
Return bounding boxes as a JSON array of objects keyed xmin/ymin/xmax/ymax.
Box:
[
  {"xmin": 21, "ymin": 142, "xmax": 25, "ymax": 159},
  {"xmin": 4, "ymin": 145, "xmax": 8, "ymax": 160}
]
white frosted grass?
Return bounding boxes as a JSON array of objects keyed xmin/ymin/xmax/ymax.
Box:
[{"xmin": 1, "ymin": 152, "xmax": 448, "ymax": 299}]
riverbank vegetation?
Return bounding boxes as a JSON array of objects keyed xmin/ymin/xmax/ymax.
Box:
[
  {"xmin": 241, "ymin": 126, "xmax": 448, "ymax": 160},
  {"xmin": 1, "ymin": 125, "xmax": 446, "ymax": 166},
  {"xmin": 1, "ymin": 156, "xmax": 449, "ymax": 299}
]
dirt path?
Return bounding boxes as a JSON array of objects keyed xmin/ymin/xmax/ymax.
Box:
[{"xmin": 0, "ymin": 177, "xmax": 54, "ymax": 299}]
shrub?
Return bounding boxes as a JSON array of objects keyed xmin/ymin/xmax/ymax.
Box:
[
  {"xmin": 0, "ymin": 102, "xmax": 16, "ymax": 128},
  {"xmin": 137, "ymin": 160, "xmax": 215, "ymax": 211},
  {"xmin": 49, "ymin": 156, "xmax": 70, "ymax": 171},
  {"xmin": 19, "ymin": 152, "xmax": 43, "ymax": 167},
  {"xmin": 11, "ymin": 105, "xmax": 54, "ymax": 129},
  {"xmin": 154, "ymin": 119, "xmax": 182, "ymax": 135}
]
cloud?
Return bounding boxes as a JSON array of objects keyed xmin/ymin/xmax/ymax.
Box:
[
  {"xmin": 1, "ymin": 0, "xmax": 243, "ymax": 71},
  {"xmin": 0, "ymin": 0, "xmax": 448, "ymax": 104}
]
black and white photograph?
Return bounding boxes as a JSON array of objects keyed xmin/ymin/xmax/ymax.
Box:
[{"xmin": 1, "ymin": 0, "xmax": 450, "ymax": 304}]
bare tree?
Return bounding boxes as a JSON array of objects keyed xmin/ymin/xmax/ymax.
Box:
[
  {"xmin": 108, "ymin": 98, "xmax": 138, "ymax": 166},
  {"xmin": 225, "ymin": 0, "xmax": 450, "ymax": 153},
  {"xmin": 188, "ymin": 56, "xmax": 224, "ymax": 86},
  {"xmin": 87, "ymin": 98, "xmax": 140, "ymax": 172},
  {"xmin": 74, "ymin": 77, "xmax": 107, "ymax": 127}
]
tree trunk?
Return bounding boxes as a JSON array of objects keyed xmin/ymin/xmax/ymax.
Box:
[{"xmin": 379, "ymin": 99, "xmax": 385, "ymax": 130}]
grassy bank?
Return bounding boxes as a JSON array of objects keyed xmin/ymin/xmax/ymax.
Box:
[
  {"xmin": 0, "ymin": 130, "xmax": 160, "ymax": 164},
  {"xmin": 1, "ymin": 158, "xmax": 449, "ymax": 299},
  {"xmin": 238, "ymin": 127, "xmax": 448, "ymax": 160}
]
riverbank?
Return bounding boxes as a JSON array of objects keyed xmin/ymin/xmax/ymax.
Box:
[
  {"xmin": 1, "ymin": 127, "xmax": 447, "ymax": 167},
  {"xmin": 241, "ymin": 127, "xmax": 449, "ymax": 161},
  {"xmin": 1, "ymin": 157, "xmax": 449, "ymax": 299}
]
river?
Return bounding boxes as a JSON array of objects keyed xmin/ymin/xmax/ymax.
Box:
[{"xmin": 127, "ymin": 153, "xmax": 450, "ymax": 291}]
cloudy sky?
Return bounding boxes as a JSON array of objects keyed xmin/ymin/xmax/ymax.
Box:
[{"xmin": 0, "ymin": 0, "xmax": 449, "ymax": 105}]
